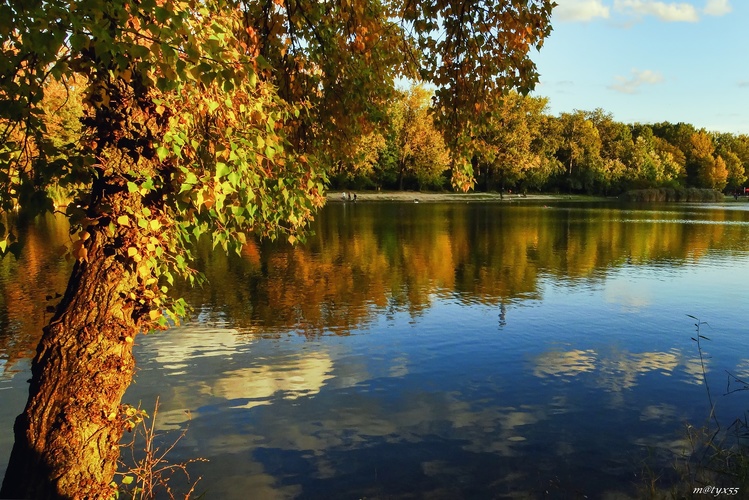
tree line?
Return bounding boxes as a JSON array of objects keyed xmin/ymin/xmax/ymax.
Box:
[
  {"xmin": 330, "ymin": 86, "xmax": 749, "ymax": 196},
  {"xmin": 25, "ymin": 77, "xmax": 749, "ymax": 207}
]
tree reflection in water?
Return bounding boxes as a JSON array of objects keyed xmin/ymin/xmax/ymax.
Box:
[{"xmin": 3, "ymin": 202, "xmax": 749, "ymax": 497}]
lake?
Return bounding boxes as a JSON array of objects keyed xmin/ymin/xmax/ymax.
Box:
[{"xmin": 2, "ymin": 200, "xmax": 749, "ymax": 498}]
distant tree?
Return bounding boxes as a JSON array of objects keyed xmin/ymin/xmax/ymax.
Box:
[
  {"xmin": 721, "ymin": 150, "xmax": 745, "ymax": 191},
  {"xmin": 729, "ymin": 135, "xmax": 749, "ymax": 174},
  {"xmin": 621, "ymin": 126, "xmax": 685, "ymax": 189},
  {"xmin": 587, "ymin": 109, "xmax": 634, "ymax": 165},
  {"xmin": 651, "ymin": 122, "xmax": 697, "ymax": 154},
  {"xmin": 650, "ymin": 122, "xmax": 702, "ymax": 185},
  {"xmin": 329, "ymin": 130, "xmax": 388, "ymax": 189},
  {"xmin": 714, "ymin": 133, "xmax": 748, "ymax": 190},
  {"xmin": 652, "ymin": 136, "xmax": 687, "ymax": 185},
  {"xmin": 526, "ymin": 112, "xmax": 564, "ymax": 190},
  {"xmin": 690, "ymin": 131, "xmax": 727, "ymax": 190},
  {"xmin": 472, "ymin": 92, "xmax": 551, "ymax": 192},
  {"xmin": 390, "ymin": 86, "xmax": 451, "ymax": 190},
  {"xmin": 586, "ymin": 109, "xmax": 634, "ymax": 193},
  {"xmin": 555, "ymin": 111, "xmax": 603, "ymax": 193}
]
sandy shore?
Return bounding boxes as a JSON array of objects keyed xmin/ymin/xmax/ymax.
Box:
[{"xmin": 326, "ymin": 190, "xmax": 575, "ymax": 203}]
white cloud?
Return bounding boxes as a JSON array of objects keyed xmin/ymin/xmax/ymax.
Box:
[
  {"xmin": 555, "ymin": 0, "xmax": 731, "ymax": 24},
  {"xmin": 554, "ymin": 0, "xmax": 611, "ymax": 22},
  {"xmin": 608, "ymin": 69, "xmax": 665, "ymax": 94},
  {"xmin": 614, "ymin": 0, "xmax": 700, "ymax": 22},
  {"xmin": 703, "ymin": 0, "xmax": 732, "ymax": 16}
]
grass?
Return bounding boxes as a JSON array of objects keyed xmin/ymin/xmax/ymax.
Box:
[
  {"xmin": 113, "ymin": 398, "xmax": 207, "ymax": 500},
  {"xmin": 639, "ymin": 316, "xmax": 749, "ymax": 499}
]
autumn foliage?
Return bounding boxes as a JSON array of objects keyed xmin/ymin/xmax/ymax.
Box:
[
  {"xmin": 0, "ymin": 0, "xmax": 554, "ymax": 497},
  {"xmin": 329, "ymin": 95, "xmax": 749, "ymax": 196}
]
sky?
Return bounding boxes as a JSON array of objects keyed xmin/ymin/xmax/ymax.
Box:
[{"xmin": 531, "ymin": 0, "xmax": 749, "ymax": 135}]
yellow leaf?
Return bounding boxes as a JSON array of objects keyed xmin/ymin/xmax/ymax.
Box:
[
  {"xmin": 127, "ymin": 247, "xmax": 138, "ymax": 257},
  {"xmin": 149, "ymin": 219, "xmax": 161, "ymax": 231},
  {"xmin": 117, "ymin": 215, "xmax": 130, "ymax": 226},
  {"xmin": 149, "ymin": 309, "xmax": 161, "ymax": 321}
]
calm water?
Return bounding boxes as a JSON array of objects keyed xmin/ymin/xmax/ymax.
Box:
[{"xmin": 2, "ymin": 201, "xmax": 749, "ymax": 498}]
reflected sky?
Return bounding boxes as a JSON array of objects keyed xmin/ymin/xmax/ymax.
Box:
[
  {"xmin": 126, "ymin": 285, "xmax": 746, "ymax": 498},
  {"xmin": 3, "ymin": 202, "xmax": 749, "ymax": 497}
]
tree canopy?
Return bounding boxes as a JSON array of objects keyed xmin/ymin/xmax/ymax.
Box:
[
  {"xmin": 0, "ymin": 0, "xmax": 554, "ymax": 497},
  {"xmin": 328, "ymin": 95, "xmax": 749, "ymax": 196}
]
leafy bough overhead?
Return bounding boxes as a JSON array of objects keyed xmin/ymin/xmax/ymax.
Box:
[{"xmin": 1, "ymin": 0, "xmax": 328, "ymax": 329}]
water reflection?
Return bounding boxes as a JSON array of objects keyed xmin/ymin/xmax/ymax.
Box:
[
  {"xmin": 129, "ymin": 316, "xmax": 706, "ymax": 498},
  {"xmin": 533, "ymin": 349, "xmax": 598, "ymax": 379},
  {"xmin": 0, "ymin": 213, "xmax": 71, "ymax": 377},
  {"xmin": 128, "ymin": 325, "xmax": 565, "ymax": 497},
  {"xmin": 176, "ymin": 203, "xmax": 749, "ymax": 334},
  {"xmin": 2, "ymin": 202, "xmax": 749, "ymax": 497}
]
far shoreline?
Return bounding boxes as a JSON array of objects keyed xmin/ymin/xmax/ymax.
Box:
[
  {"xmin": 326, "ymin": 191, "xmax": 607, "ymax": 203},
  {"xmin": 326, "ymin": 190, "xmax": 743, "ymax": 204}
]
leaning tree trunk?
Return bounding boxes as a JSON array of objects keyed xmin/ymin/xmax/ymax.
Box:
[{"xmin": 1, "ymin": 213, "xmax": 143, "ymax": 499}]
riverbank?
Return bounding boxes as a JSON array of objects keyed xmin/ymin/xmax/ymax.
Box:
[
  {"xmin": 326, "ymin": 191, "xmax": 598, "ymax": 203},
  {"xmin": 327, "ymin": 190, "xmax": 744, "ymax": 204}
]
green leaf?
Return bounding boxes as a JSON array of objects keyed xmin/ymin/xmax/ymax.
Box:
[
  {"xmin": 216, "ymin": 162, "xmax": 230, "ymax": 178},
  {"xmin": 157, "ymin": 146, "xmax": 169, "ymax": 162},
  {"xmin": 227, "ymin": 171, "xmax": 239, "ymax": 186}
]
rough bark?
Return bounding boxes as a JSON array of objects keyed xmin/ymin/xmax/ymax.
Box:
[{"xmin": 1, "ymin": 217, "xmax": 142, "ymax": 499}]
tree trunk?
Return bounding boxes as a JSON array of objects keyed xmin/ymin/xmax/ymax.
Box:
[{"xmin": 1, "ymin": 219, "xmax": 141, "ymax": 499}]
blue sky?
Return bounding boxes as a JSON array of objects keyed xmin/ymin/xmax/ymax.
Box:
[{"xmin": 531, "ymin": 0, "xmax": 749, "ymax": 134}]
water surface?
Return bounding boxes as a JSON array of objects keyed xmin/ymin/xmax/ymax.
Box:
[{"xmin": 2, "ymin": 201, "xmax": 749, "ymax": 498}]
